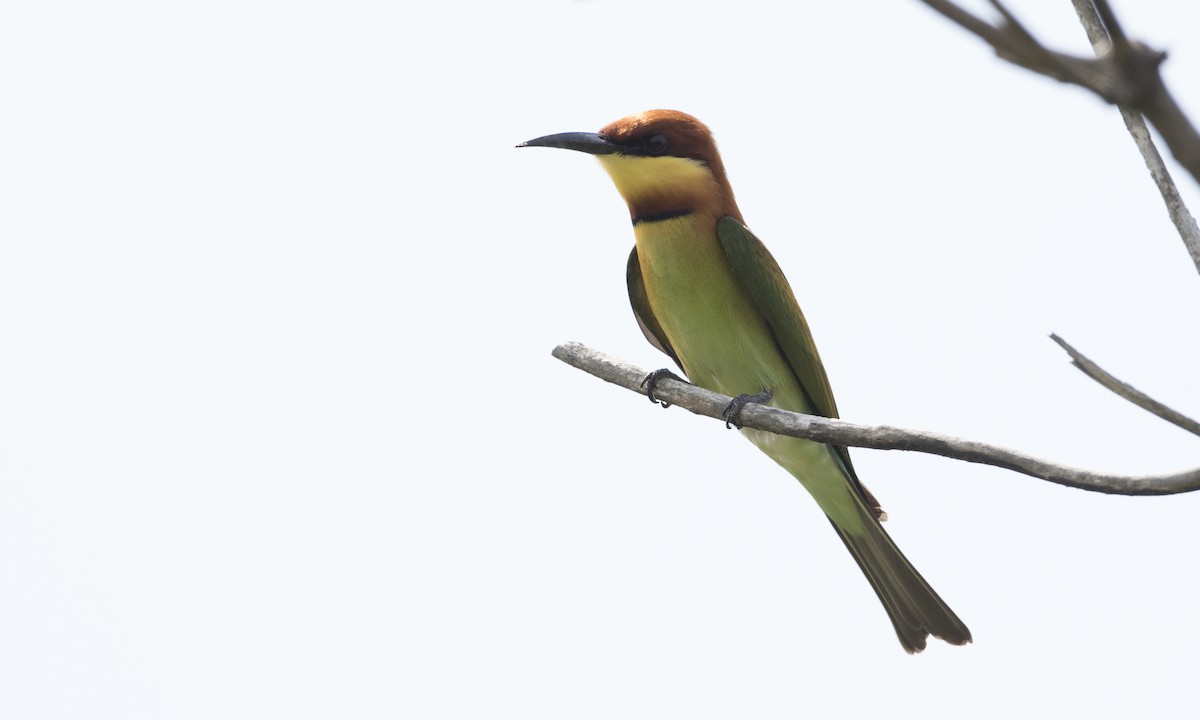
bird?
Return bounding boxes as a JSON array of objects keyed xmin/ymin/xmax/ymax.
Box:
[{"xmin": 519, "ymin": 110, "xmax": 970, "ymax": 653}]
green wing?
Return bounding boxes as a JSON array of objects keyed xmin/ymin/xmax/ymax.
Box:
[
  {"xmin": 716, "ymin": 216, "xmax": 884, "ymax": 515},
  {"xmin": 626, "ymin": 246, "xmax": 683, "ymax": 371},
  {"xmin": 716, "ymin": 217, "xmax": 840, "ymax": 417}
]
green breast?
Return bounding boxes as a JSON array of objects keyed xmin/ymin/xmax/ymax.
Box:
[
  {"xmin": 632, "ymin": 214, "xmax": 860, "ymax": 530},
  {"xmin": 634, "ymin": 215, "xmax": 789, "ymax": 400}
]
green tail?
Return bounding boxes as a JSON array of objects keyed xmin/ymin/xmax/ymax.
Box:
[{"xmin": 831, "ymin": 502, "xmax": 972, "ymax": 653}]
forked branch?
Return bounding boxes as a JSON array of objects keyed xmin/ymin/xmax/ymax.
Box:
[{"xmin": 919, "ymin": 0, "xmax": 1200, "ymax": 271}]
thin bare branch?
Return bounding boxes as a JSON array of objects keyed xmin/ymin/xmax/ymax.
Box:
[
  {"xmin": 920, "ymin": 0, "xmax": 995, "ymax": 39},
  {"xmin": 1050, "ymin": 333, "xmax": 1200, "ymax": 437},
  {"xmin": 1068, "ymin": 0, "xmax": 1200, "ymax": 276},
  {"xmin": 917, "ymin": 0, "xmax": 1200, "ymax": 211},
  {"xmin": 552, "ymin": 341, "xmax": 1200, "ymax": 496},
  {"xmin": 1090, "ymin": 0, "xmax": 1127, "ymax": 48},
  {"xmin": 1072, "ymin": 4, "xmax": 1110, "ymax": 51}
]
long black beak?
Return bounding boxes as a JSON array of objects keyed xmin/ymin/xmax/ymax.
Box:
[{"xmin": 517, "ymin": 132, "xmax": 623, "ymax": 155}]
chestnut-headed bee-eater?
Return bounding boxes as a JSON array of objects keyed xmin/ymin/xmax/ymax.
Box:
[{"xmin": 520, "ymin": 110, "xmax": 970, "ymax": 652}]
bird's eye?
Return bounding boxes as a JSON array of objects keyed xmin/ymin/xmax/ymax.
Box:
[{"xmin": 644, "ymin": 133, "xmax": 669, "ymax": 155}]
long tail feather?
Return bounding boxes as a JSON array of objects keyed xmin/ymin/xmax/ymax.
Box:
[{"xmin": 830, "ymin": 504, "xmax": 972, "ymax": 653}]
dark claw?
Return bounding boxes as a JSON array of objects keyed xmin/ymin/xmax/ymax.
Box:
[
  {"xmin": 640, "ymin": 368, "xmax": 685, "ymax": 408},
  {"xmin": 723, "ymin": 387, "xmax": 772, "ymax": 429}
]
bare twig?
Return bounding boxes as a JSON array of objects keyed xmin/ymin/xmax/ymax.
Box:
[
  {"xmin": 552, "ymin": 341, "xmax": 1200, "ymax": 496},
  {"xmin": 1050, "ymin": 333, "xmax": 1200, "ymax": 437},
  {"xmin": 1070, "ymin": 0, "xmax": 1112, "ymax": 52},
  {"xmin": 918, "ymin": 0, "xmax": 1200, "ymax": 217},
  {"xmin": 1068, "ymin": 0, "xmax": 1200, "ymax": 274}
]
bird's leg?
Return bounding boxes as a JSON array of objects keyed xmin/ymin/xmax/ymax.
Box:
[
  {"xmin": 723, "ymin": 387, "xmax": 772, "ymax": 429},
  {"xmin": 640, "ymin": 368, "xmax": 686, "ymax": 408}
]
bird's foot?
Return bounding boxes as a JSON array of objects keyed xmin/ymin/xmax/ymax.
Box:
[
  {"xmin": 640, "ymin": 368, "xmax": 686, "ymax": 408},
  {"xmin": 723, "ymin": 387, "xmax": 772, "ymax": 429}
]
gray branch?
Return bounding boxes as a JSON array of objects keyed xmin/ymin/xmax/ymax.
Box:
[
  {"xmin": 918, "ymin": 0, "xmax": 1200, "ymax": 275},
  {"xmin": 1050, "ymin": 334, "xmax": 1200, "ymax": 437},
  {"xmin": 1067, "ymin": 0, "xmax": 1200, "ymax": 274},
  {"xmin": 552, "ymin": 341, "xmax": 1200, "ymax": 496}
]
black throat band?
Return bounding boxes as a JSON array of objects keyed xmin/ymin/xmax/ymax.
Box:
[{"xmin": 632, "ymin": 208, "xmax": 694, "ymax": 226}]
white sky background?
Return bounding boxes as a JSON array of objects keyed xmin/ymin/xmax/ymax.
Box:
[{"xmin": 3, "ymin": 0, "xmax": 1200, "ymax": 717}]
